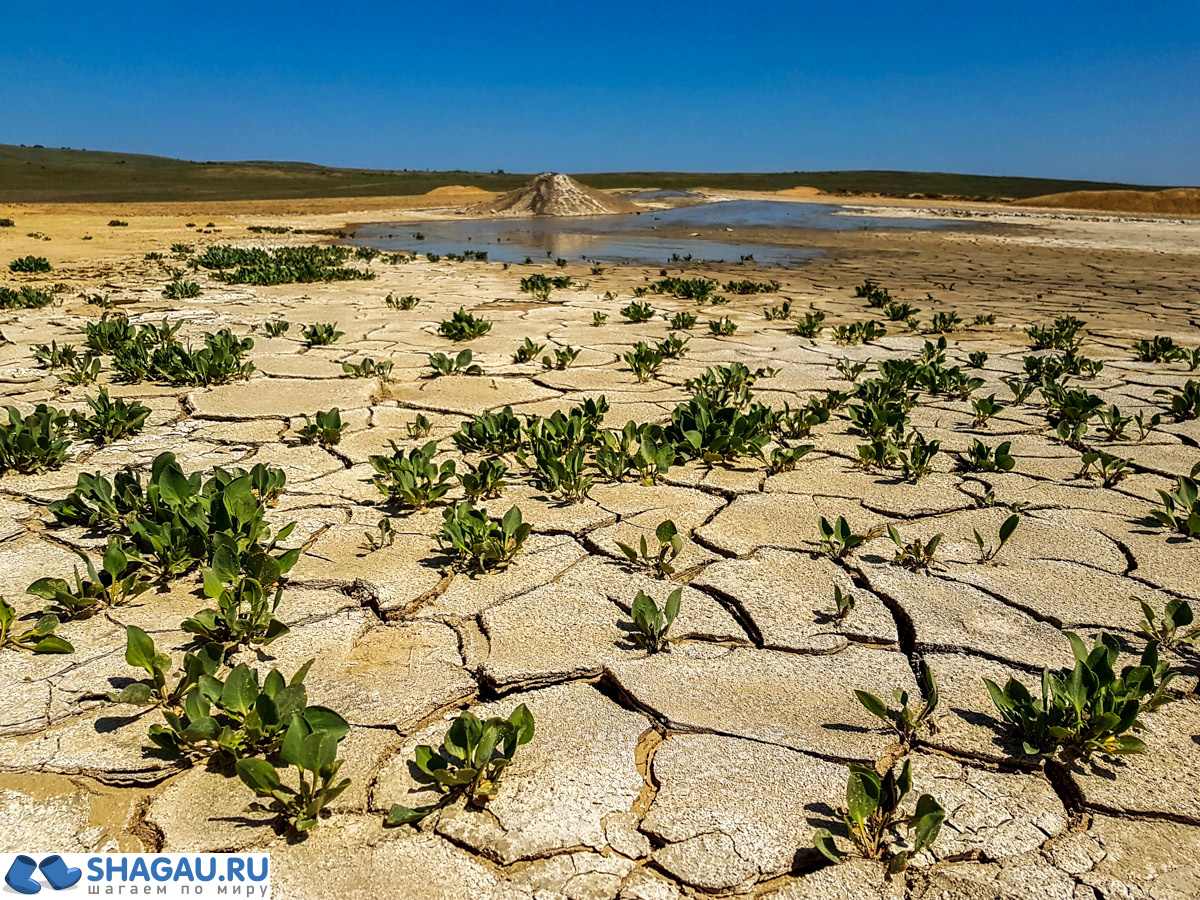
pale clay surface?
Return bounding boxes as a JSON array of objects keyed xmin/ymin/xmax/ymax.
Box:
[{"xmin": 0, "ymin": 198, "xmax": 1199, "ymax": 898}]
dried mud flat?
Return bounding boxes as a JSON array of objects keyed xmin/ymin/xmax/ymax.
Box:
[{"xmin": 1, "ymin": 201, "xmax": 1200, "ymax": 900}]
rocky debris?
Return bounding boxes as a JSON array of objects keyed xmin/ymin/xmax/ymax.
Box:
[{"xmin": 467, "ymin": 172, "xmax": 641, "ymax": 218}]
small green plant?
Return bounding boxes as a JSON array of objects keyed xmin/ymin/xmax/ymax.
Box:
[
  {"xmin": 897, "ymin": 432, "xmax": 941, "ymax": 482},
  {"xmin": 162, "ymin": 279, "xmax": 202, "ymax": 300},
  {"xmin": 855, "ymin": 666, "xmax": 939, "ymax": 745},
  {"xmin": 439, "ymin": 308, "xmax": 492, "ymax": 341},
  {"xmin": 9, "ymin": 255, "xmax": 52, "ymax": 273},
  {"xmin": 984, "ymin": 631, "xmax": 1175, "ymax": 760},
  {"xmin": 385, "ymin": 293, "xmax": 421, "ymax": 309},
  {"xmin": 58, "ymin": 352, "xmax": 102, "ymax": 386},
  {"xmin": 370, "ymin": 441, "xmax": 456, "ymax": 507},
  {"xmin": 0, "ymin": 596, "xmax": 73, "ymax": 654},
  {"xmin": 407, "ymin": 413, "xmax": 433, "ymax": 439},
  {"xmin": 27, "ymin": 540, "xmax": 150, "ymax": 618},
  {"xmin": 832, "ymin": 585, "xmax": 855, "ymax": 620},
  {"xmin": 812, "ymin": 758, "xmax": 944, "ymax": 873},
  {"xmin": 928, "ymin": 311, "xmax": 962, "ymax": 333},
  {"xmin": 342, "ymin": 357, "xmax": 394, "ymax": 379},
  {"xmin": 763, "ymin": 300, "xmax": 792, "ymax": 321},
  {"xmin": 970, "ymin": 395, "xmax": 1004, "ymax": 427},
  {"xmin": 669, "ymin": 311, "xmax": 698, "ymax": 330},
  {"xmin": 973, "ymin": 314, "xmax": 996, "ymax": 326},
  {"xmin": 1027, "ymin": 315, "xmax": 1086, "ymax": 351},
  {"xmin": 629, "ymin": 587, "xmax": 682, "ymax": 652},
  {"xmin": 181, "ymin": 550, "xmax": 289, "ymax": 651},
  {"xmin": 71, "ymin": 388, "xmax": 151, "ymax": 445},
  {"xmin": 108, "ymin": 626, "xmax": 222, "ymax": 707},
  {"xmin": 1096, "ymin": 405, "xmax": 1132, "ymax": 441},
  {"xmin": 788, "ymin": 311, "xmax": 825, "ymax": 337},
  {"xmin": 513, "ymin": 337, "xmax": 546, "ymax": 363},
  {"xmin": 301, "ymin": 322, "xmax": 344, "ymax": 347},
  {"xmin": 108, "ymin": 219, "xmax": 129, "ymax": 227},
  {"xmin": 767, "ymin": 443, "xmax": 813, "ymax": 474},
  {"xmin": 541, "ymin": 346, "xmax": 580, "ymax": 370},
  {"xmin": 620, "ymin": 300, "xmax": 655, "ymax": 323},
  {"xmin": 967, "ymin": 351, "xmax": 988, "ymax": 368},
  {"xmin": 1132, "ymin": 336, "xmax": 1179, "ymax": 363},
  {"xmin": 360, "ymin": 517, "xmax": 396, "ymax": 553},
  {"xmin": 1005, "ymin": 379, "xmax": 1036, "ymax": 405},
  {"xmin": 1150, "ymin": 473, "xmax": 1199, "ymax": 538},
  {"xmin": 818, "ymin": 516, "xmax": 865, "ymax": 559},
  {"xmin": 973, "ymin": 514, "xmax": 1020, "ymax": 563},
  {"xmin": 1155, "ymin": 380, "xmax": 1200, "ymax": 421},
  {"xmin": 85, "ymin": 292, "xmax": 114, "ymax": 308},
  {"xmin": 1078, "ymin": 450, "xmax": 1130, "ymax": 488},
  {"xmin": 458, "ymin": 458, "xmax": 508, "ymax": 501},
  {"xmin": 656, "ymin": 332, "xmax": 690, "ymax": 359},
  {"xmin": 591, "ymin": 311, "xmax": 608, "ymax": 326},
  {"xmin": 624, "ymin": 343, "xmax": 664, "ymax": 382},
  {"xmin": 1136, "ymin": 597, "xmax": 1199, "ymax": 651},
  {"xmin": 439, "ymin": 503, "xmax": 532, "ymax": 575},
  {"xmin": 888, "ymin": 526, "xmax": 942, "ymax": 572},
  {"xmin": 236, "ymin": 721, "xmax": 350, "ymax": 833},
  {"xmin": 1134, "ymin": 410, "xmax": 1161, "ymax": 441},
  {"xmin": 32, "ymin": 341, "xmax": 79, "ymax": 369},
  {"xmin": 708, "ymin": 316, "xmax": 738, "ymax": 336},
  {"xmin": 0, "ymin": 404, "xmax": 72, "ymax": 475},
  {"xmin": 961, "ymin": 439, "xmax": 1015, "ymax": 473},
  {"xmin": 296, "ymin": 408, "xmax": 346, "ymax": 448},
  {"xmin": 452, "ymin": 407, "xmax": 522, "ymax": 454},
  {"xmin": 429, "ymin": 349, "xmax": 482, "ymax": 376},
  {"xmin": 835, "ymin": 358, "xmax": 867, "ymax": 382},
  {"xmin": 386, "ymin": 704, "xmax": 535, "ymax": 824},
  {"xmin": 617, "ymin": 520, "xmax": 683, "ymax": 578}
]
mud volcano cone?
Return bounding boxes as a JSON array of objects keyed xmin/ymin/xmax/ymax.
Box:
[{"xmin": 468, "ymin": 172, "xmax": 640, "ymax": 217}]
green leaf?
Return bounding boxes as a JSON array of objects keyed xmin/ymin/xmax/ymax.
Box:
[
  {"xmin": 999, "ymin": 514, "xmax": 1020, "ymax": 546},
  {"xmin": 124, "ymin": 625, "xmax": 156, "ymax": 673},
  {"xmin": 854, "ymin": 690, "xmax": 889, "ymax": 723},
  {"xmin": 32, "ymin": 635, "xmax": 74, "ymax": 654},
  {"xmin": 385, "ymin": 804, "xmax": 429, "ymax": 826},
  {"xmin": 812, "ymin": 828, "xmax": 846, "ymax": 864},
  {"xmin": 220, "ymin": 665, "xmax": 259, "ymax": 716},
  {"xmin": 911, "ymin": 793, "xmax": 945, "ymax": 852},
  {"xmin": 236, "ymin": 757, "xmax": 281, "ymax": 795}
]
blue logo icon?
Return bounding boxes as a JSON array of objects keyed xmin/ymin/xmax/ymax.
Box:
[{"xmin": 5, "ymin": 855, "xmax": 82, "ymax": 894}]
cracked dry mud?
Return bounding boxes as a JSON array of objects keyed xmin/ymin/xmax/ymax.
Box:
[{"xmin": 1, "ymin": 203, "xmax": 1200, "ymax": 899}]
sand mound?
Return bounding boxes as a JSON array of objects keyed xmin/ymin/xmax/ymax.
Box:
[
  {"xmin": 776, "ymin": 186, "xmax": 821, "ymax": 198},
  {"xmin": 1015, "ymin": 187, "xmax": 1200, "ymax": 216},
  {"xmin": 423, "ymin": 185, "xmax": 495, "ymax": 199},
  {"xmin": 467, "ymin": 172, "xmax": 639, "ymax": 217}
]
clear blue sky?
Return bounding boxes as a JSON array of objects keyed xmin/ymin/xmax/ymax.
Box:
[{"xmin": 3, "ymin": 1, "xmax": 1197, "ymax": 184}]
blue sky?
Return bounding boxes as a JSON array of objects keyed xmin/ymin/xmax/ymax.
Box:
[{"xmin": 3, "ymin": 1, "xmax": 1198, "ymax": 183}]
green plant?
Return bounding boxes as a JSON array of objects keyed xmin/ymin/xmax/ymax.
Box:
[
  {"xmin": 617, "ymin": 519, "xmax": 683, "ymax": 578},
  {"xmin": 1136, "ymin": 597, "xmax": 1198, "ymax": 651},
  {"xmin": 513, "ymin": 337, "xmax": 546, "ymax": 363},
  {"xmin": 888, "ymin": 526, "xmax": 942, "ymax": 572},
  {"xmin": 181, "ymin": 549, "xmax": 289, "ymax": 651},
  {"xmin": 439, "ymin": 308, "xmax": 492, "ymax": 341},
  {"xmin": 342, "ymin": 357, "xmax": 394, "ymax": 379},
  {"xmin": 162, "ymin": 279, "xmax": 202, "ymax": 300},
  {"xmin": 832, "ymin": 585, "xmax": 855, "ymax": 620},
  {"xmin": 84, "ymin": 292, "xmax": 114, "ymax": 308},
  {"xmin": 27, "ymin": 539, "xmax": 150, "ymax": 620},
  {"xmin": 1132, "ymin": 336, "xmax": 1179, "ymax": 362},
  {"xmin": 854, "ymin": 280, "xmax": 892, "ymax": 307},
  {"xmin": 763, "ymin": 300, "xmax": 792, "ymax": 320},
  {"xmin": 171, "ymin": 242, "xmax": 194, "ymax": 255},
  {"xmin": 708, "ymin": 316, "xmax": 738, "ymax": 336},
  {"xmin": 835, "ymin": 358, "xmax": 867, "ymax": 382},
  {"xmin": 856, "ymin": 666, "xmax": 939, "ymax": 745},
  {"xmin": 541, "ymin": 346, "xmax": 580, "ymax": 369},
  {"xmin": 407, "ymin": 413, "xmax": 433, "ymax": 439},
  {"xmin": 32, "ymin": 341, "xmax": 79, "ymax": 369},
  {"xmin": 1134, "ymin": 410, "xmax": 1161, "ymax": 441},
  {"xmin": 439, "ymin": 503, "xmax": 531, "ymax": 575},
  {"xmin": 629, "ymin": 587, "xmax": 681, "ymax": 652},
  {"xmin": 1155, "ymin": 380, "xmax": 1200, "ymax": 421},
  {"xmin": 818, "ymin": 516, "xmax": 865, "ymax": 559},
  {"xmin": 195, "ymin": 244, "xmax": 374, "ymax": 285},
  {"xmin": 591, "ymin": 311, "xmax": 608, "ymax": 326},
  {"xmin": 984, "ymin": 632, "xmax": 1175, "ymax": 760},
  {"xmin": 429, "ymin": 349, "xmax": 482, "ymax": 376},
  {"xmin": 1005, "ymin": 379, "xmax": 1036, "ymax": 405},
  {"xmin": 897, "ymin": 432, "xmax": 941, "ymax": 481},
  {"xmin": 370, "ymin": 441, "xmax": 456, "ymax": 507},
  {"xmin": 961, "ymin": 439, "xmax": 1015, "ymax": 473},
  {"xmin": 1026, "ymin": 316, "xmax": 1086, "ymax": 351},
  {"xmin": 360, "ymin": 517, "xmax": 396, "ymax": 552},
  {"xmin": 1179, "ymin": 348, "xmax": 1200, "ymax": 371},
  {"xmin": 83, "ymin": 313, "xmax": 136, "ymax": 353},
  {"xmin": 386, "ymin": 704, "xmax": 535, "ymax": 824},
  {"xmin": 237, "ymin": 719, "xmax": 350, "ymax": 833},
  {"xmin": 767, "ymin": 443, "xmax": 814, "ymax": 474},
  {"xmin": 457, "ymin": 458, "xmax": 508, "ymax": 501},
  {"xmin": 1078, "ymin": 450, "xmax": 1130, "ymax": 488},
  {"xmin": 620, "ymin": 300, "xmax": 655, "ymax": 323},
  {"xmin": 385, "ymin": 293, "xmax": 420, "ymax": 310},
  {"xmin": 0, "ymin": 596, "xmax": 73, "ymax": 654},
  {"xmin": 789, "ymin": 311, "xmax": 826, "ymax": 337},
  {"xmin": 58, "ymin": 352, "xmax": 102, "ymax": 386},
  {"xmin": 0, "ymin": 218, "xmax": 12, "ymax": 227},
  {"xmin": 973, "ymin": 314, "xmax": 996, "ymax": 326},
  {"xmin": 928, "ymin": 311, "xmax": 962, "ymax": 333},
  {"xmin": 71, "ymin": 388, "xmax": 151, "ymax": 445},
  {"xmin": 109, "ymin": 625, "xmax": 221, "ymax": 708},
  {"xmin": 813, "ymin": 759, "xmax": 944, "ymax": 873},
  {"xmin": 1150, "ymin": 473, "xmax": 1199, "ymax": 538},
  {"xmin": 974, "ymin": 514, "xmax": 1020, "ymax": 563},
  {"xmin": 656, "ymin": 332, "xmax": 690, "ymax": 359},
  {"xmin": 970, "ymin": 394, "xmax": 1004, "ymax": 427},
  {"xmin": 0, "ymin": 404, "xmax": 72, "ymax": 474},
  {"xmin": 296, "ymin": 408, "xmax": 346, "ymax": 448},
  {"xmin": 669, "ymin": 311, "xmax": 698, "ymax": 330},
  {"xmin": 1096, "ymin": 405, "xmax": 1132, "ymax": 441},
  {"xmin": 452, "ymin": 407, "xmax": 522, "ymax": 454},
  {"xmin": 301, "ymin": 322, "xmax": 344, "ymax": 347},
  {"xmin": 624, "ymin": 343, "xmax": 664, "ymax": 382},
  {"xmin": 9, "ymin": 255, "xmax": 52, "ymax": 273},
  {"xmin": 530, "ymin": 446, "xmax": 593, "ymax": 503}
]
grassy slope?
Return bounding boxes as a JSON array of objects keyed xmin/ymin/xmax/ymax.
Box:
[{"xmin": 0, "ymin": 144, "xmax": 1168, "ymax": 204}]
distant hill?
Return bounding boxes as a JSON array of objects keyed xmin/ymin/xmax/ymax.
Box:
[
  {"xmin": 0, "ymin": 143, "xmax": 1172, "ymax": 204},
  {"xmin": 1015, "ymin": 187, "xmax": 1200, "ymax": 216}
]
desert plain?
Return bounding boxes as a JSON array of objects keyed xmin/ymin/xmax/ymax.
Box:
[{"xmin": 1, "ymin": 184, "xmax": 1200, "ymax": 900}]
